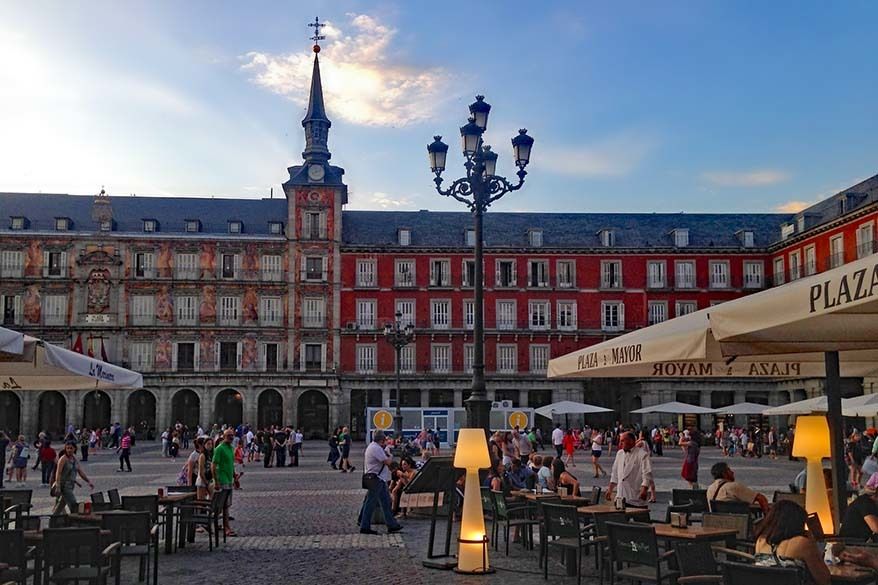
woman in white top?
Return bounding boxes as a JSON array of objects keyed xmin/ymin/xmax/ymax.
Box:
[{"xmin": 591, "ymin": 430, "xmax": 607, "ymax": 478}]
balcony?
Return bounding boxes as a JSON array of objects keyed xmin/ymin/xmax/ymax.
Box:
[
  {"xmin": 675, "ymin": 278, "xmax": 695, "ymax": 289},
  {"xmin": 804, "ymin": 261, "xmax": 817, "ymax": 277},
  {"xmin": 743, "ymin": 275, "xmax": 763, "ymax": 289},
  {"xmin": 260, "ymin": 317, "xmax": 283, "ymax": 327},
  {"xmin": 355, "ymin": 277, "xmax": 376, "ymax": 288},
  {"xmin": 497, "ymin": 319, "xmax": 517, "ymax": 331},
  {"xmin": 827, "ymin": 252, "xmax": 845, "ymax": 269},
  {"xmin": 44, "ymin": 314, "xmax": 67, "ymax": 326},
  {"xmin": 600, "ymin": 278, "xmax": 622, "ymax": 290},
  {"xmin": 710, "ymin": 278, "xmax": 729, "ymax": 289},
  {"xmin": 646, "ymin": 279, "xmax": 666, "ymax": 290},
  {"xmin": 133, "ymin": 268, "xmax": 156, "ymax": 279},
  {"xmin": 174, "ymin": 268, "xmax": 199, "ymax": 280},
  {"xmin": 218, "ymin": 315, "xmax": 240, "ymax": 327},
  {"xmin": 0, "ymin": 266, "xmax": 22, "ymax": 278},
  {"xmin": 43, "ymin": 266, "xmax": 67, "ymax": 278},
  {"xmin": 858, "ymin": 240, "xmax": 878, "ymax": 259},
  {"xmin": 303, "ymin": 317, "xmax": 325, "ymax": 328},
  {"xmin": 260, "ymin": 269, "xmax": 284, "ymax": 282},
  {"xmin": 301, "ymin": 270, "xmax": 326, "ymax": 282},
  {"xmin": 130, "ymin": 314, "xmax": 155, "ymax": 326},
  {"xmin": 394, "ymin": 275, "xmax": 415, "ymax": 287}
]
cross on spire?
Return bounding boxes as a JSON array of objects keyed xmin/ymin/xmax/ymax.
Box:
[{"xmin": 309, "ymin": 16, "xmax": 325, "ymax": 52}]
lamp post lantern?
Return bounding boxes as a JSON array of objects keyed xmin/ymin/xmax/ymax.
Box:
[
  {"xmin": 384, "ymin": 311, "xmax": 415, "ymax": 439},
  {"xmin": 427, "ymin": 96, "xmax": 534, "ymax": 434}
]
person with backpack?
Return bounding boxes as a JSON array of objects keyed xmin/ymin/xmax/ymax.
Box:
[{"xmin": 11, "ymin": 435, "xmax": 29, "ymax": 486}]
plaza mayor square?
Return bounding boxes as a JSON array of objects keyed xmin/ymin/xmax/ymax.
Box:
[{"xmin": 2, "ymin": 3, "xmax": 878, "ymax": 584}]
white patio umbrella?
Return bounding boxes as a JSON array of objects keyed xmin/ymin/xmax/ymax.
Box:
[
  {"xmin": 630, "ymin": 401, "xmax": 715, "ymax": 415},
  {"xmin": 714, "ymin": 402, "xmax": 772, "ymax": 416},
  {"xmin": 0, "ymin": 335, "xmax": 143, "ymax": 390},
  {"xmin": 0, "ymin": 326, "xmax": 25, "ymax": 356},
  {"xmin": 534, "ymin": 400, "xmax": 613, "ymax": 419},
  {"xmin": 841, "ymin": 394, "xmax": 878, "ymax": 418},
  {"xmin": 763, "ymin": 396, "xmax": 829, "ymax": 416}
]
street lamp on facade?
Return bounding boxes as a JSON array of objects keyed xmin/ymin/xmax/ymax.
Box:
[
  {"xmin": 427, "ymin": 95, "xmax": 534, "ymax": 434},
  {"xmin": 384, "ymin": 311, "xmax": 415, "ymax": 439}
]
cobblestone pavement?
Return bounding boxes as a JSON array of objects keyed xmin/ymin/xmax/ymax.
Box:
[{"xmin": 14, "ymin": 440, "xmax": 805, "ymax": 584}]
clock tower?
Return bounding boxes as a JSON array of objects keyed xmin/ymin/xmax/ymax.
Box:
[{"xmin": 283, "ymin": 18, "xmax": 348, "ymax": 436}]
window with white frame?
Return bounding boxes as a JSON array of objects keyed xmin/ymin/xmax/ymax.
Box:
[
  {"xmin": 743, "ymin": 261, "xmax": 763, "ymax": 288},
  {"xmin": 130, "ymin": 342, "xmax": 153, "ymax": 372},
  {"xmin": 781, "ymin": 223, "xmax": 795, "ymax": 240},
  {"xmin": 260, "ymin": 296, "xmax": 282, "ymax": 326},
  {"xmin": 741, "ymin": 230, "xmax": 755, "ymax": 248},
  {"xmin": 303, "ymin": 211, "xmax": 326, "ymax": 240},
  {"xmin": 557, "ymin": 260, "xmax": 575, "ymax": 288},
  {"xmin": 356, "ymin": 345, "xmax": 376, "ymax": 374},
  {"xmin": 55, "ymin": 218, "xmax": 69, "ymax": 231},
  {"xmin": 143, "ymin": 219, "xmax": 157, "ymax": 233},
  {"xmin": 528, "ymin": 300, "xmax": 550, "ymax": 330},
  {"xmin": 176, "ymin": 295, "xmax": 197, "ymax": 325},
  {"xmin": 464, "ymin": 344, "xmax": 474, "ymax": 373},
  {"xmin": 709, "ymin": 261, "xmax": 729, "ymax": 288},
  {"xmin": 497, "ymin": 345, "xmax": 517, "ymax": 374},
  {"xmin": 804, "ymin": 246, "xmax": 816, "ymax": 276},
  {"xmin": 399, "ymin": 345, "xmax": 415, "ymax": 374},
  {"xmin": 221, "ymin": 253, "xmax": 240, "ymax": 279},
  {"xmin": 429, "ymin": 259, "xmax": 450, "ymax": 287},
  {"xmin": 269, "ymin": 221, "xmax": 283, "ymax": 235},
  {"xmin": 496, "ymin": 300, "xmax": 516, "ymax": 330},
  {"xmin": 395, "ymin": 259, "xmax": 415, "ymax": 287},
  {"xmin": 647, "ymin": 261, "xmax": 666, "ymax": 288},
  {"xmin": 462, "ymin": 260, "xmax": 476, "ymax": 287},
  {"xmin": 228, "ymin": 221, "xmax": 242, "ymax": 234},
  {"xmin": 303, "ymin": 297, "xmax": 325, "ymax": 328},
  {"xmin": 356, "ymin": 259, "xmax": 376, "ymax": 287},
  {"xmin": 303, "ymin": 343, "xmax": 324, "ymax": 371},
  {"xmin": 858, "ymin": 223, "xmax": 875, "ymax": 258},
  {"xmin": 431, "ymin": 300, "xmax": 450, "ymax": 329},
  {"xmin": 601, "ymin": 301, "xmax": 624, "ymax": 332},
  {"xmin": 673, "ymin": 229, "xmax": 689, "ymax": 247},
  {"xmin": 463, "ymin": 299, "xmax": 475, "ymax": 330},
  {"xmin": 1, "ymin": 294, "xmax": 21, "ymax": 326},
  {"xmin": 10, "ymin": 217, "xmax": 25, "ymax": 230},
  {"xmin": 773, "ymin": 258, "xmax": 785, "ymax": 285},
  {"xmin": 357, "ymin": 299, "xmax": 377, "ymax": 329},
  {"xmin": 261, "ymin": 342, "xmax": 279, "ymax": 372},
  {"xmin": 830, "ymin": 235, "xmax": 844, "ymax": 268},
  {"xmin": 675, "ymin": 261, "xmax": 695, "ymax": 288},
  {"xmin": 676, "ymin": 301, "xmax": 697, "ymax": 317},
  {"xmin": 185, "ymin": 220, "xmax": 200, "ymax": 233},
  {"xmin": 261, "ymin": 254, "xmax": 282, "ymax": 281},
  {"xmin": 599, "ymin": 229, "xmax": 615, "ymax": 247},
  {"xmin": 175, "ymin": 253, "xmax": 198, "ymax": 279},
  {"xmin": 395, "ymin": 299, "xmax": 415, "ymax": 327},
  {"xmin": 304, "ymin": 256, "xmax": 325, "ymax": 281},
  {"xmin": 431, "ymin": 344, "xmax": 450, "ymax": 373},
  {"xmin": 528, "ymin": 260, "xmax": 549, "ymax": 288},
  {"xmin": 528, "ymin": 229, "xmax": 543, "ymax": 247},
  {"xmin": 130, "ymin": 295, "xmax": 154, "ymax": 326},
  {"xmin": 0, "ymin": 250, "xmax": 23, "ymax": 278},
  {"xmin": 601, "ymin": 260, "xmax": 622, "ymax": 288},
  {"xmin": 44, "ymin": 250, "xmax": 66, "ymax": 278},
  {"xmin": 133, "ymin": 252, "xmax": 154, "ymax": 279},
  {"xmin": 789, "ymin": 251, "xmax": 801, "ymax": 281},
  {"xmin": 465, "ymin": 229, "xmax": 476, "ymax": 247},
  {"xmin": 495, "ymin": 260, "xmax": 516, "ymax": 287},
  {"xmin": 398, "ymin": 229, "xmax": 411, "ymax": 246},
  {"xmin": 648, "ymin": 302, "xmax": 667, "ymax": 325},
  {"xmin": 174, "ymin": 342, "xmax": 197, "ymax": 372},
  {"xmin": 530, "ymin": 345, "xmax": 549, "ymax": 373},
  {"xmin": 219, "ymin": 296, "xmax": 241, "ymax": 326},
  {"xmin": 557, "ymin": 301, "xmax": 576, "ymax": 330}
]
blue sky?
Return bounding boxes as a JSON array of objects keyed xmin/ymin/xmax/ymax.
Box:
[{"xmin": 1, "ymin": 2, "xmax": 876, "ymax": 213}]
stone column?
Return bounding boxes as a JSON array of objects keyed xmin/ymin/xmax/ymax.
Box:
[
  {"xmin": 111, "ymin": 389, "xmax": 124, "ymax": 426},
  {"xmin": 420, "ymin": 388, "xmax": 430, "ymax": 408},
  {"xmin": 20, "ymin": 392, "xmax": 36, "ymax": 439},
  {"xmin": 381, "ymin": 387, "xmax": 392, "ymax": 408},
  {"xmin": 519, "ymin": 389, "xmax": 529, "ymax": 408},
  {"xmin": 453, "ymin": 389, "xmax": 463, "ymax": 408},
  {"xmin": 155, "ymin": 388, "xmax": 170, "ymax": 433}
]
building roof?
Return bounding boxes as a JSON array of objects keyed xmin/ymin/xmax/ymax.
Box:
[
  {"xmin": 785, "ymin": 173, "xmax": 878, "ymax": 236},
  {"xmin": 0, "ymin": 192, "xmax": 288, "ymax": 236},
  {"xmin": 341, "ymin": 210, "xmax": 790, "ymax": 250}
]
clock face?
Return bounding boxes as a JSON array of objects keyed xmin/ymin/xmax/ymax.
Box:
[{"xmin": 308, "ymin": 164, "xmax": 325, "ymax": 181}]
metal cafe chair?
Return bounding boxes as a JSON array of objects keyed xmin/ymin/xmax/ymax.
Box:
[
  {"xmin": 606, "ymin": 521, "xmax": 678, "ymax": 585},
  {"xmin": 41, "ymin": 527, "xmax": 120, "ymax": 585},
  {"xmin": 100, "ymin": 511, "xmax": 159, "ymax": 585},
  {"xmin": 0, "ymin": 529, "xmax": 36, "ymax": 585},
  {"xmin": 672, "ymin": 540, "xmax": 755, "ymax": 585},
  {"xmin": 542, "ymin": 503, "xmax": 588, "ymax": 585}
]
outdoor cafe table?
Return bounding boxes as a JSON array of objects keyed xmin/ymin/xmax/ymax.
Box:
[
  {"xmin": 160, "ymin": 492, "xmax": 197, "ymax": 554},
  {"xmin": 651, "ymin": 524, "xmax": 739, "ymax": 543},
  {"xmin": 577, "ymin": 504, "xmax": 652, "ymax": 521},
  {"xmin": 828, "ymin": 564, "xmax": 877, "ymax": 585},
  {"xmin": 512, "ymin": 490, "xmax": 592, "ymax": 507}
]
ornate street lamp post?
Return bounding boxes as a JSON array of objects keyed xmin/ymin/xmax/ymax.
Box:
[
  {"xmin": 427, "ymin": 96, "xmax": 534, "ymax": 434},
  {"xmin": 384, "ymin": 311, "xmax": 415, "ymax": 439}
]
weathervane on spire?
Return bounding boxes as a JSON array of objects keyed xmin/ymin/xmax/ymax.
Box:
[{"xmin": 309, "ymin": 16, "xmax": 325, "ymax": 53}]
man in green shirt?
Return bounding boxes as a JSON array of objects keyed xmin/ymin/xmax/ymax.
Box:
[{"xmin": 212, "ymin": 429, "xmax": 237, "ymax": 537}]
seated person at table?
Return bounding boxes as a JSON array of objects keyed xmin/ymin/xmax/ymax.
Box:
[
  {"xmin": 391, "ymin": 457, "xmax": 417, "ymax": 515},
  {"xmin": 753, "ymin": 500, "xmax": 830, "ymax": 585},
  {"xmin": 537, "ymin": 456, "xmax": 555, "ymax": 491},
  {"xmin": 485, "ymin": 461, "xmax": 510, "ymax": 494},
  {"xmin": 552, "ymin": 459, "xmax": 580, "ymax": 497},
  {"xmin": 839, "ymin": 472, "xmax": 878, "ymax": 541},
  {"xmin": 706, "ymin": 461, "xmax": 769, "ymax": 513},
  {"xmin": 507, "ymin": 459, "xmax": 535, "ymax": 490}
]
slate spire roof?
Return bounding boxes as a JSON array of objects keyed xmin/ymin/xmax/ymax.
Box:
[{"xmin": 303, "ymin": 54, "xmax": 329, "ymax": 124}]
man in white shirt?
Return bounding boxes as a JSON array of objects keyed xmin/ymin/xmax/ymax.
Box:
[
  {"xmin": 515, "ymin": 427, "xmax": 533, "ymax": 465},
  {"xmin": 551, "ymin": 424, "xmax": 565, "ymax": 458},
  {"xmin": 606, "ymin": 431, "xmax": 653, "ymax": 507},
  {"xmin": 291, "ymin": 429, "xmax": 304, "ymax": 467},
  {"xmin": 360, "ymin": 430, "xmax": 403, "ymax": 535}
]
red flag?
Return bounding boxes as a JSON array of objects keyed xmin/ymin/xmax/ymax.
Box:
[
  {"xmin": 100, "ymin": 338, "xmax": 109, "ymax": 362},
  {"xmin": 87, "ymin": 337, "xmax": 95, "ymax": 358},
  {"xmin": 72, "ymin": 334, "xmax": 83, "ymax": 354}
]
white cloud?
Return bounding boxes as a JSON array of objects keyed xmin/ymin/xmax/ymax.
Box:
[
  {"xmin": 774, "ymin": 200, "xmax": 811, "ymax": 213},
  {"xmin": 534, "ymin": 132, "xmax": 656, "ymax": 178},
  {"xmin": 366, "ymin": 191, "xmax": 414, "ymax": 209},
  {"xmin": 702, "ymin": 169, "xmax": 790, "ymax": 187},
  {"xmin": 240, "ymin": 13, "xmax": 453, "ymax": 126}
]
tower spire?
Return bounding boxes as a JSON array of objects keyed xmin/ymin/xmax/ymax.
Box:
[{"xmin": 302, "ymin": 16, "xmax": 331, "ymax": 163}]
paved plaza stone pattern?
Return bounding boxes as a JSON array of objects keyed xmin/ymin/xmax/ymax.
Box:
[{"xmin": 22, "ymin": 441, "xmax": 805, "ymax": 584}]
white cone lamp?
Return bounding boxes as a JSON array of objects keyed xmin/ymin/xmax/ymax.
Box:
[
  {"xmin": 792, "ymin": 415, "xmax": 833, "ymax": 534},
  {"xmin": 453, "ymin": 428, "xmax": 494, "ymax": 574}
]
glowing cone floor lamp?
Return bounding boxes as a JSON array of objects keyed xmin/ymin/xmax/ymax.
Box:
[
  {"xmin": 453, "ymin": 428, "xmax": 494, "ymax": 574},
  {"xmin": 792, "ymin": 415, "xmax": 834, "ymax": 534}
]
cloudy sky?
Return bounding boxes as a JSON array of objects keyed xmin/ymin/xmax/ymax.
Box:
[{"xmin": 1, "ymin": 2, "xmax": 876, "ymax": 213}]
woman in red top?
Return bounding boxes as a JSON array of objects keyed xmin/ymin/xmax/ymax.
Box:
[
  {"xmin": 562, "ymin": 429, "xmax": 577, "ymax": 467},
  {"xmin": 39, "ymin": 440, "xmax": 57, "ymax": 486},
  {"xmin": 117, "ymin": 431, "xmax": 132, "ymax": 472}
]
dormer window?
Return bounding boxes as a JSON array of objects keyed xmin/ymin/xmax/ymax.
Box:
[
  {"xmin": 598, "ymin": 229, "xmax": 615, "ymax": 248},
  {"xmin": 99, "ymin": 220, "xmax": 113, "ymax": 232},
  {"xmin": 10, "ymin": 217, "xmax": 26, "ymax": 230},
  {"xmin": 398, "ymin": 228, "xmax": 411, "ymax": 246},
  {"xmin": 268, "ymin": 221, "xmax": 283, "ymax": 235},
  {"xmin": 228, "ymin": 221, "xmax": 242, "ymax": 234},
  {"xmin": 55, "ymin": 217, "xmax": 70, "ymax": 231},
  {"xmin": 465, "ymin": 229, "xmax": 475, "ymax": 247},
  {"xmin": 528, "ymin": 229, "xmax": 543, "ymax": 247},
  {"xmin": 142, "ymin": 219, "xmax": 157, "ymax": 233},
  {"xmin": 781, "ymin": 223, "xmax": 795, "ymax": 240},
  {"xmin": 672, "ymin": 228, "xmax": 689, "ymax": 248},
  {"xmin": 838, "ymin": 198, "xmax": 846, "ymax": 216},
  {"xmin": 737, "ymin": 230, "xmax": 754, "ymax": 248},
  {"xmin": 185, "ymin": 220, "xmax": 201, "ymax": 233}
]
